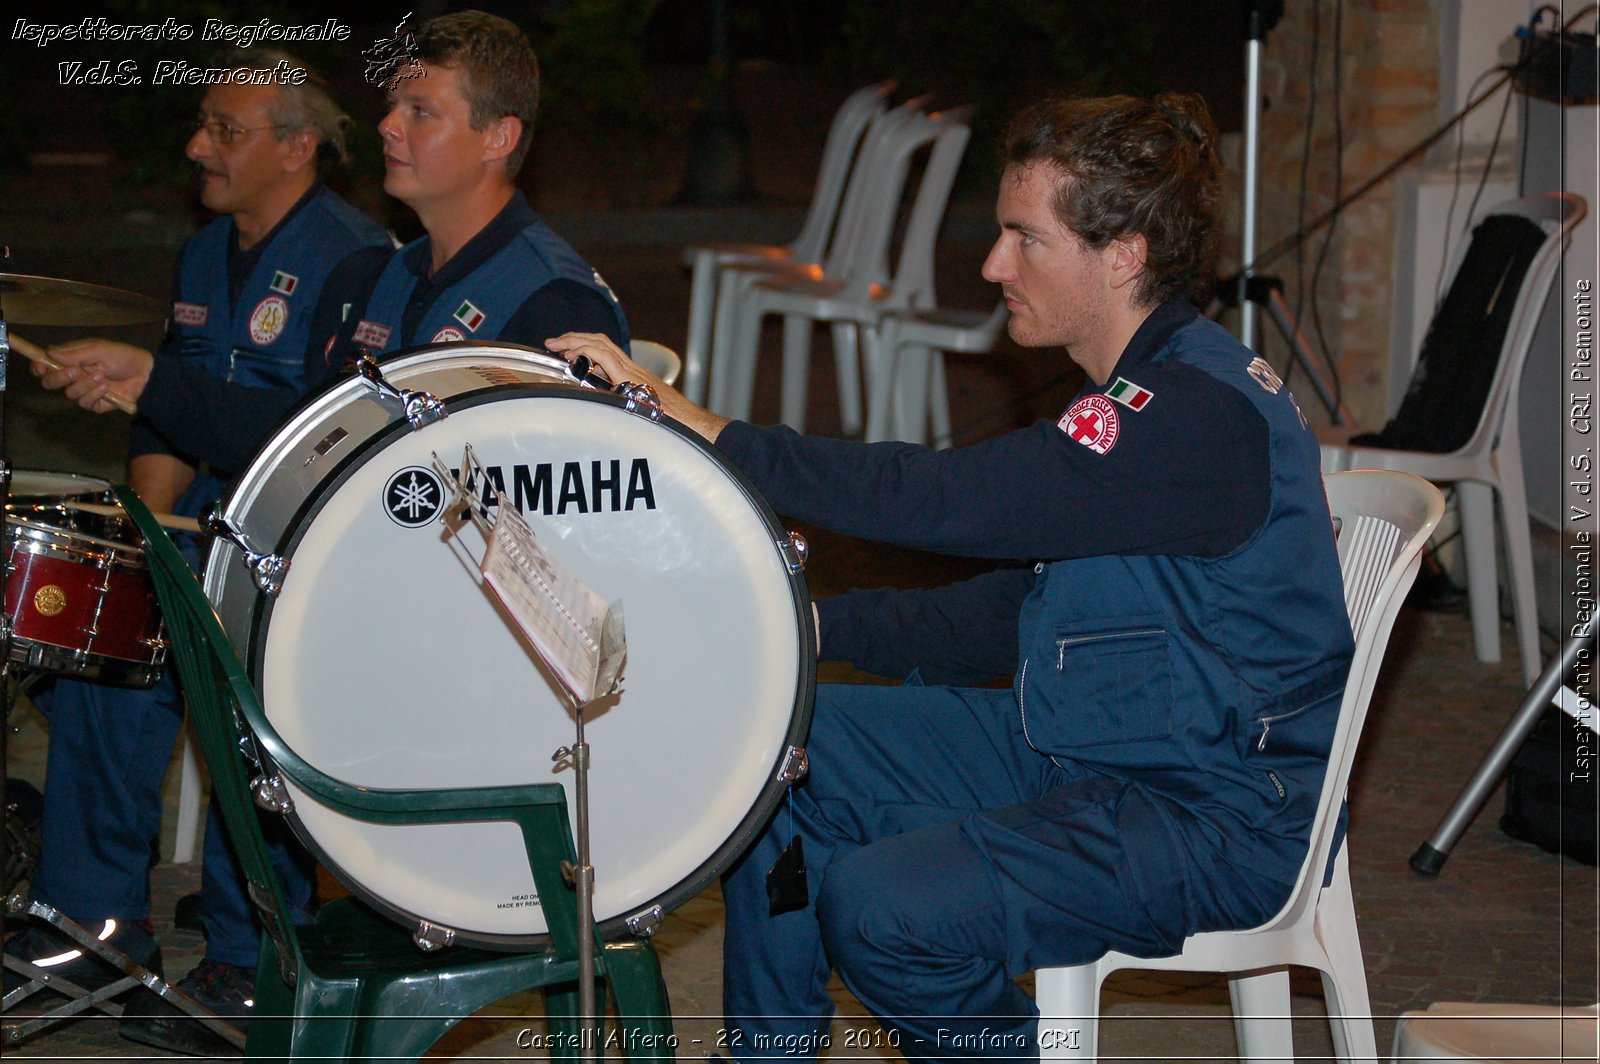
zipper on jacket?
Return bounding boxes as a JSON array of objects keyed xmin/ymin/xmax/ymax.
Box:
[{"xmin": 1055, "ymin": 627, "xmax": 1165, "ymax": 670}]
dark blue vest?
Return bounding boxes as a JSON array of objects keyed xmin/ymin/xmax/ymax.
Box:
[
  {"xmin": 352, "ymin": 217, "xmax": 628, "ymax": 353},
  {"xmin": 1013, "ymin": 316, "xmax": 1354, "ymax": 885},
  {"xmin": 172, "ymin": 186, "xmax": 389, "ymax": 391}
]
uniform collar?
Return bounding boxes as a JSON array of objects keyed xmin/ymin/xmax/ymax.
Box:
[
  {"xmin": 1100, "ymin": 299, "xmax": 1200, "ymax": 385},
  {"xmin": 399, "ymin": 190, "xmax": 535, "ymax": 291}
]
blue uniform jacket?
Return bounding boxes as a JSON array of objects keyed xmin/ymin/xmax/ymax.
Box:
[{"xmin": 716, "ymin": 301, "xmax": 1354, "ymax": 892}]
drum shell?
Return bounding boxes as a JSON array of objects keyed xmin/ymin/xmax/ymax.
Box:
[
  {"xmin": 205, "ymin": 347, "xmax": 815, "ymax": 949},
  {"xmin": 6, "ymin": 469, "xmax": 135, "ymax": 543},
  {"xmin": 4, "ymin": 521, "xmax": 165, "ymax": 686}
]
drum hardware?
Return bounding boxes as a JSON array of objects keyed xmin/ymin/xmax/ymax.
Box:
[
  {"xmin": 779, "ymin": 532, "xmax": 809, "ymax": 575},
  {"xmin": 352, "ymin": 354, "xmax": 447, "ymax": 429},
  {"xmin": 203, "ymin": 508, "xmax": 288, "ymax": 596},
  {"xmin": 776, "ymin": 745, "xmax": 810, "ymax": 783},
  {"xmin": 250, "ymin": 774, "xmax": 293, "ymax": 815},
  {"xmin": 411, "ymin": 922, "xmax": 456, "ymax": 953},
  {"xmin": 624, "ymin": 906, "xmax": 663, "ymax": 938},
  {"xmin": 619, "ymin": 382, "xmax": 663, "ymax": 422}
]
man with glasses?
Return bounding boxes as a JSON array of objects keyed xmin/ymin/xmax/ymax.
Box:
[{"xmin": 21, "ymin": 48, "xmax": 390, "ymax": 1056}]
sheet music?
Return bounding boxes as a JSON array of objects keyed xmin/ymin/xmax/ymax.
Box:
[{"xmin": 436, "ymin": 447, "xmax": 627, "ymax": 708}]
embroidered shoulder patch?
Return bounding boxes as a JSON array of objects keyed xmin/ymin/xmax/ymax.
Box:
[
  {"xmin": 432, "ymin": 326, "xmax": 466, "ymax": 343},
  {"xmin": 1058, "ymin": 395, "xmax": 1120, "ymax": 455},
  {"xmin": 352, "ymin": 320, "xmax": 392, "ymax": 348},
  {"xmin": 248, "ymin": 295, "xmax": 288, "ymax": 345},
  {"xmin": 173, "ymin": 301, "xmax": 207, "ymax": 327},
  {"xmin": 1106, "ymin": 377, "xmax": 1154, "ymax": 410},
  {"xmin": 1246, "ymin": 357, "xmax": 1283, "ymax": 394},
  {"xmin": 453, "ymin": 299, "xmax": 486, "ymax": 331}
]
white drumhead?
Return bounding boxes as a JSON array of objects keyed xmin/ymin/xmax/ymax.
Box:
[
  {"xmin": 258, "ymin": 388, "xmax": 809, "ymax": 944},
  {"xmin": 9, "ymin": 470, "xmax": 112, "ymax": 501}
]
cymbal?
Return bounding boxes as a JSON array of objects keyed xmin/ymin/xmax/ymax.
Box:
[{"xmin": 0, "ymin": 273, "xmax": 165, "ymax": 326}]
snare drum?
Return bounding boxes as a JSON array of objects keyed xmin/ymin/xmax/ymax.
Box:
[
  {"xmin": 4, "ymin": 519, "xmax": 166, "ymax": 686},
  {"xmin": 204, "ymin": 344, "xmax": 814, "ymax": 948},
  {"xmin": 6, "ymin": 470, "xmax": 133, "ymax": 542}
]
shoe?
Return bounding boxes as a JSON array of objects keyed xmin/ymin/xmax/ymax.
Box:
[
  {"xmin": 2, "ymin": 917, "xmax": 162, "ymax": 996},
  {"xmin": 119, "ymin": 959, "xmax": 253, "ymax": 1057}
]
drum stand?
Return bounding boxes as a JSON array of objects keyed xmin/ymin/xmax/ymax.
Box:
[
  {"xmin": 1411, "ymin": 628, "xmax": 1595, "ymax": 876},
  {"xmin": 1, "ymin": 895, "xmax": 246, "ymax": 1050},
  {"xmin": 556, "ymin": 711, "xmax": 600, "ymax": 1055}
]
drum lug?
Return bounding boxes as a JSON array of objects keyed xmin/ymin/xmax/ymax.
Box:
[
  {"xmin": 779, "ymin": 531, "xmax": 808, "ymax": 573},
  {"xmin": 619, "ymin": 382, "xmax": 664, "ymax": 422},
  {"xmin": 353, "ymin": 354, "xmax": 448, "ymax": 429},
  {"xmin": 412, "ymin": 921, "xmax": 457, "ymax": 952},
  {"xmin": 250, "ymin": 773, "xmax": 294, "ymax": 814},
  {"xmin": 204, "ymin": 508, "xmax": 290, "ymax": 596},
  {"xmin": 776, "ymin": 745, "xmax": 809, "ymax": 783},
  {"xmin": 625, "ymin": 905, "xmax": 663, "ymax": 938}
]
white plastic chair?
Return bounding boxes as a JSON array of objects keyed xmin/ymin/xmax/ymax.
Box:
[
  {"xmin": 172, "ymin": 731, "xmax": 203, "ymax": 863},
  {"xmin": 866, "ymin": 300, "xmax": 1009, "ymax": 445},
  {"xmin": 1320, "ymin": 191, "xmax": 1585, "ymax": 687},
  {"xmin": 627, "ymin": 338, "xmax": 682, "ymax": 387},
  {"xmin": 1391, "ymin": 1001, "xmax": 1599, "ymax": 1061},
  {"xmin": 705, "ymin": 95, "xmax": 933, "ymax": 426},
  {"xmin": 1034, "ymin": 469, "xmax": 1447, "ymax": 1064},
  {"xmin": 679, "ymin": 80, "xmax": 895, "ymax": 404},
  {"xmin": 714, "ymin": 105, "xmax": 975, "ymax": 433}
]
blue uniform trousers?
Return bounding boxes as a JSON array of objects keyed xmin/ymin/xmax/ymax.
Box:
[
  {"xmin": 721, "ymin": 682, "xmax": 1291, "ymax": 1062},
  {"xmin": 29, "ymin": 481, "xmax": 313, "ymax": 967}
]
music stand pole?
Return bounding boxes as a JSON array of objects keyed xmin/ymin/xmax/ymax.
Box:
[{"xmin": 1238, "ymin": 0, "xmax": 1284, "ymax": 351}]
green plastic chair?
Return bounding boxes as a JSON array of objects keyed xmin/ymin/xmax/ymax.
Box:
[{"xmin": 114, "ymin": 486, "xmax": 673, "ymax": 1062}]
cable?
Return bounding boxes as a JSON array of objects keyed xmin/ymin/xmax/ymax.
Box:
[{"xmin": 1432, "ymin": 65, "xmax": 1514, "ymax": 309}]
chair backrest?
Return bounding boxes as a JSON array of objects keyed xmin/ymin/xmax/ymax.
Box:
[
  {"xmin": 1260, "ymin": 470, "xmax": 1445, "ymax": 932},
  {"xmin": 825, "ymin": 105, "xmax": 971, "ymax": 301},
  {"xmin": 1364, "ymin": 191, "xmax": 1584, "ymax": 457},
  {"xmin": 883, "ymin": 106, "xmax": 976, "ymax": 310},
  {"xmin": 821, "ymin": 95, "xmax": 932, "ymax": 278},
  {"xmin": 628, "ymin": 339, "xmax": 683, "ymax": 386},
  {"xmin": 787, "ymin": 80, "xmax": 897, "ymax": 263}
]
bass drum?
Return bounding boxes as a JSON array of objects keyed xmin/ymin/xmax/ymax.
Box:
[{"xmin": 203, "ymin": 344, "xmax": 814, "ymax": 948}]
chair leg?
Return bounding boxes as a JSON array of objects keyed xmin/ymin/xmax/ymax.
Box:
[
  {"xmin": 605, "ymin": 941, "xmax": 674, "ymax": 1062},
  {"xmin": 832, "ymin": 321, "xmax": 862, "ymax": 435},
  {"xmin": 1492, "ymin": 458, "xmax": 1543, "ymax": 687},
  {"xmin": 780, "ymin": 314, "xmax": 814, "ymax": 431},
  {"xmin": 863, "ymin": 323, "xmax": 899, "ymax": 443},
  {"xmin": 709, "ymin": 270, "xmax": 751, "ymax": 417},
  {"xmin": 681, "ymin": 251, "xmax": 716, "ymax": 405},
  {"xmin": 172, "ymin": 729, "xmax": 203, "ymax": 864},
  {"xmin": 1228, "ymin": 969, "xmax": 1294, "ymax": 1064},
  {"xmin": 1034, "ymin": 965, "xmax": 1101, "ymax": 1060},
  {"xmin": 1315, "ymin": 859, "xmax": 1380, "ymax": 1064},
  {"xmin": 1457, "ymin": 480, "xmax": 1504, "ymax": 666},
  {"xmin": 928, "ymin": 349, "xmax": 952, "ymax": 448},
  {"xmin": 719, "ymin": 287, "xmax": 766, "ymax": 423}
]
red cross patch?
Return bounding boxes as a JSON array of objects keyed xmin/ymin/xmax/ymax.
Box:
[{"xmin": 1058, "ymin": 395, "xmax": 1120, "ymax": 455}]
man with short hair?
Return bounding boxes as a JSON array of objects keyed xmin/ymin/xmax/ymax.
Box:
[
  {"xmin": 326, "ymin": 8, "xmax": 628, "ymax": 363},
  {"xmin": 24, "ymin": 49, "xmax": 390, "ymax": 1057},
  {"xmin": 550, "ymin": 92, "xmax": 1354, "ymax": 1058}
]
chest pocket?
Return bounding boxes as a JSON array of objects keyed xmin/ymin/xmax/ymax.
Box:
[
  {"xmin": 227, "ymin": 346, "xmax": 301, "ymax": 390},
  {"xmin": 1036, "ymin": 622, "xmax": 1174, "ymax": 749}
]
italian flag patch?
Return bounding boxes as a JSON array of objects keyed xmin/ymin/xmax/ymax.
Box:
[
  {"xmin": 269, "ymin": 271, "xmax": 299, "ymax": 296},
  {"xmin": 453, "ymin": 299, "xmax": 486, "ymax": 332},
  {"xmin": 1106, "ymin": 377, "xmax": 1154, "ymax": 411}
]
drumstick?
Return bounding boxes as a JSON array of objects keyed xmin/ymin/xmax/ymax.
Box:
[
  {"xmin": 58, "ymin": 499, "xmax": 202, "ymax": 534},
  {"xmin": 8, "ymin": 333, "xmax": 139, "ymax": 415}
]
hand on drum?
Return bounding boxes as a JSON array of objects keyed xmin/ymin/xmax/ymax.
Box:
[
  {"xmin": 33, "ymin": 338, "xmax": 153, "ymax": 415},
  {"xmin": 546, "ymin": 332, "xmax": 730, "ymax": 443}
]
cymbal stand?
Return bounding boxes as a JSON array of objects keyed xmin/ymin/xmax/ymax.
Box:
[{"xmin": 2, "ymin": 245, "xmax": 14, "ymax": 945}]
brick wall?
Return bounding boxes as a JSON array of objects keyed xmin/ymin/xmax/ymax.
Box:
[{"xmin": 1227, "ymin": 0, "xmax": 1441, "ymax": 427}]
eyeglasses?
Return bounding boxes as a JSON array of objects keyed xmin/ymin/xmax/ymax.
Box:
[{"xmin": 192, "ymin": 118, "xmax": 286, "ymax": 146}]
